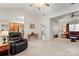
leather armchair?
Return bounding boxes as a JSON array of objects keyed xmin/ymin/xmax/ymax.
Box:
[{"xmin": 9, "ymin": 32, "xmax": 28, "ymax": 55}]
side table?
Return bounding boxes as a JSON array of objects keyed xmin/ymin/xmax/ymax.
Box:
[{"xmin": 0, "ymin": 43, "xmax": 10, "ymax": 56}]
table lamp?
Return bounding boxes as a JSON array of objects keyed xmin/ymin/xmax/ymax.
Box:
[{"xmin": 1, "ymin": 31, "xmax": 9, "ymax": 44}]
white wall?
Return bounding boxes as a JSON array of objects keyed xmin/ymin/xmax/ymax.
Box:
[
  {"xmin": 37, "ymin": 17, "xmax": 50, "ymax": 40},
  {"xmin": 24, "ymin": 14, "xmax": 34, "ymax": 38},
  {"xmin": 24, "ymin": 13, "xmax": 41, "ymax": 39},
  {"xmin": 49, "ymin": 19, "xmax": 59, "ymax": 40}
]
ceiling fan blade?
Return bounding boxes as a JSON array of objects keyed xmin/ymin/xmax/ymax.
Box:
[
  {"xmin": 44, "ymin": 3, "xmax": 50, "ymax": 6},
  {"xmin": 71, "ymin": 13, "xmax": 74, "ymax": 18}
]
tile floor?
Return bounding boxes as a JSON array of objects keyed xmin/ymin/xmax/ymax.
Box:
[{"xmin": 16, "ymin": 38, "xmax": 79, "ymax": 56}]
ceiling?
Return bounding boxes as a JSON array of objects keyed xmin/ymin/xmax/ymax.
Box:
[
  {"xmin": 0, "ymin": 3, "xmax": 78, "ymax": 20},
  {"xmin": 24, "ymin": 3, "xmax": 73, "ymax": 20}
]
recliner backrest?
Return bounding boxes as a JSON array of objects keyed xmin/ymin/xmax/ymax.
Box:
[{"xmin": 9, "ymin": 32, "xmax": 22, "ymax": 41}]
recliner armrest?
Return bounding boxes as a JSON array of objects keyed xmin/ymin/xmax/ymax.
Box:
[
  {"xmin": 23, "ymin": 38, "xmax": 27, "ymax": 40},
  {"xmin": 8, "ymin": 41, "xmax": 15, "ymax": 44}
]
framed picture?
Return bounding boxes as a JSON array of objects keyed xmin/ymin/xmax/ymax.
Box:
[
  {"xmin": 1, "ymin": 24, "xmax": 8, "ymax": 31},
  {"xmin": 30, "ymin": 24, "xmax": 35, "ymax": 29}
]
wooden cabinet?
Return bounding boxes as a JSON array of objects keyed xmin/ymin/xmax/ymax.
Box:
[
  {"xmin": 9, "ymin": 23, "xmax": 24, "ymax": 37},
  {"xmin": 9, "ymin": 23, "xmax": 24, "ymax": 32}
]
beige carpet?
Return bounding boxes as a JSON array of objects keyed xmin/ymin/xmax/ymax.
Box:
[{"xmin": 16, "ymin": 38, "xmax": 79, "ymax": 56}]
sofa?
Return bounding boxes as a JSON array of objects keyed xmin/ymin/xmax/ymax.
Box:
[{"xmin": 9, "ymin": 32, "xmax": 28, "ymax": 55}]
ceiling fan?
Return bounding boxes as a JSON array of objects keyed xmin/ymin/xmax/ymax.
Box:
[
  {"xmin": 71, "ymin": 13, "xmax": 75, "ymax": 18},
  {"xmin": 43, "ymin": 3, "xmax": 50, "ymax": 6},
  {"xmin": 29, "ymin": 3, "xmax": 50, "ymax": 7},
  {"xmin": 29, "ymin": 3, "xmax": 50, "ymax": 10},
  {"xmin": 70, "ymin": 12, "xmax": 79, "ymax": 18}
]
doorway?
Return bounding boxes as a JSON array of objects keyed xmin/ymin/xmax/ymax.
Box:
[{"xmin": 50, "ymin": 19, "xmax": 59, "ymax": 40}]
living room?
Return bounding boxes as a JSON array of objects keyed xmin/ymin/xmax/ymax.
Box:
[{"xmin": 1, "ymin": 2, "xmax": 79, "ymax": 57}]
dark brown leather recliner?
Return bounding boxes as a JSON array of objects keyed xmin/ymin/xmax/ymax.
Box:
[{"xmin": 9, "ymin": 32, "xmax": 28, "ymax": 55}]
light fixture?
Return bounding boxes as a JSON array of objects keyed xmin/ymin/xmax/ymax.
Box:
[
  {"xmin": 35, "ymin": 3, "xmax": 44, "ymax": 7},
  {"xmin": 1, "ymin": 31, "xmax": 9, "ymax": 44},
  {"xmin": 35, "ymin": 3, "xmax": 50, "ymax": 7},
  {"xmin": 29, "ymin": 3, "xmax": 50, "ymax": 10}
]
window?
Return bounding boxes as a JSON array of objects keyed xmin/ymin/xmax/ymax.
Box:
[
  {"xmin": 75, "ymin": 24, "xmax": 79, "ymax": 31},
  {"xmin": 69, "ymin": 24, "xmax": 75, "ymax": 31},
  {"xmin": 69, "ymin": 24, "xmax": 79, "ymax": 31}
]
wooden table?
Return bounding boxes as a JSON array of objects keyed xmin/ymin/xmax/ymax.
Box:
[
  {"xmin": 0, "ymin": 43, "xmax": 10, "ymax": 56},
  {"xmin": 28, "ymin": 32, "xmax": 38, "ymax": 41}
]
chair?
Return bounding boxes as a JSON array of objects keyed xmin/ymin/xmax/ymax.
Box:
[{"xmin": 9, "ymin": 32, "xmax": 28, "ymax": 55}]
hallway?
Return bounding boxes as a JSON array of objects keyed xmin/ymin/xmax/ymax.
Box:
[{"xmin": 16, "ymin": 38, "xmax": 79, "ymax": 56}]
